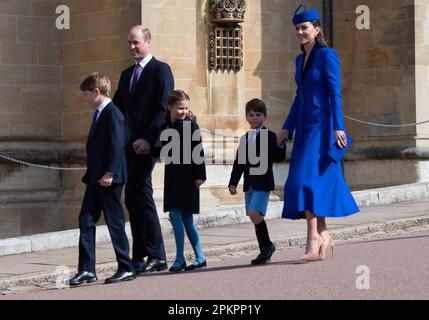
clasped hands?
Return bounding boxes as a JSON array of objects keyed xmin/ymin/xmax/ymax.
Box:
[{"xmin": 133, "ymin": 138, "xmax": 151, "ymax": 155}]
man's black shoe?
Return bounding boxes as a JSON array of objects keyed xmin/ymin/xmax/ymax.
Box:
[
  {"xmin": 251, "ymin": 243, "xmax": 276, "ymax": 265},
  {"xmin": 68, "ymin": 271, "xmax": 97, "ymax": 286},
  {"xmin": 145, "ymin": 259, "xmax": 167, "ymax": 272},
  {"xmin": 105, "ymin": 270, "xmax": 136, "ymax": 284},
  {"xmin": 132, "ymin": 260, "xmax": 146, "ymax": 275}
]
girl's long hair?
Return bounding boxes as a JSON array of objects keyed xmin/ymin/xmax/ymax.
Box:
[{"xmin": 164, "ymin": 90, "xmax": 196, "ymax": 125}]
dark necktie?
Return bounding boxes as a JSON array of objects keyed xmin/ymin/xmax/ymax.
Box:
[
  {"xmin": 130, "ymin": 64, "xmax": 140, "ymax": 95},
  {"xmin": 89, "ymin": 110, "xmax": 99, "ymax": 136}
]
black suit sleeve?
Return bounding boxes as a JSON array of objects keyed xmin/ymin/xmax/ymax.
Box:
[
  {"xmin": 105, "ymin": 109, "xmax": 126, "ymax": 176},
  {"xmin": 141, "ymin": 63, "xmax": 174, "ymax": 147},
  {"xmin": 113, "ymin": 72, "xmax": 125, "ymax": 115},
  {"xmin": 228, "ymin": 136, "xmax": 246, "ymax": 187}
]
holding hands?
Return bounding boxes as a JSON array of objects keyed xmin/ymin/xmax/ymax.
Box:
[{"xmin": 277, "ymin": 129, "xmax": 289, "ymax": 145}]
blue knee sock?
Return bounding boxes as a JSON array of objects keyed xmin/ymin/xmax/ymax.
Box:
[
  {"xmin": 182, "ymin": 214, "xmax": 205, "ymax": 264},
  {"xmin": 169, "ymin": 210, "xmax": 185, "ymax": 267}
]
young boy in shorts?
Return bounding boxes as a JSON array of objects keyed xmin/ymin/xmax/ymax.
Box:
[{"xmin": 229, "ymin": 98, "xmax": 286, "ymax": 265}]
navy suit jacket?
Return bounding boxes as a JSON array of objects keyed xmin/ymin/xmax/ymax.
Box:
[
  {"xmin": 229, "ymin": 128, "xmax": 286, "ymax": 192},
  {"xmin": 82, "ymin": 102, "xmax": 127, "ymax": 185},
  {"xmin": 113, "ymin": 57, "xmax": 174, "ymax": 154}
]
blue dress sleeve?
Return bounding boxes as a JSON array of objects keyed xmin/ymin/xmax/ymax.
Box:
[
  {"xmin": 282, "ymin": 54, "xmax": 302, "ymax": 140},
  {"xmin": 324, "ymin": 49, "xmax": 345, "ymax": 131}
]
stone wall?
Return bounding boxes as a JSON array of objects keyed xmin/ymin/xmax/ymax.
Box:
[
  {"xmin": 332, "ymin": 0, "xmax": 429, "ymax": 189},
  {"xmin": 0, "ymin": 0, "xmax": 141, "ymax": 238},
  {"xmin": 0, "ymin": 0, "xmax": 63, "ymax": 237},
  {"xmin": 0, "ymin": 0, "xmax": 62, "ymax": 138},
  {"xmin": 333, "ymin": 0, "xmax": 416, "ymax": 149},
  {"xmin": 62, "ymin": 0, "xmax": 141, "ymax": 139}
]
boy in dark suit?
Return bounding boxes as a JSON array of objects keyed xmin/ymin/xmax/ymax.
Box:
[
  {"xmin": 69, "ymin": 73, "xmax": 135, "ymax": 286},
  {"xmin": 229, "ymin": 99, "xmax": 286, "ymax": 265}
]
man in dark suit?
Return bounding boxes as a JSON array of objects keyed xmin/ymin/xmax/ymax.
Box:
[
  {"xmin": 113, "ymin": 26, "xmax": 174, "ymax": 273},
  {"xmin": 68, "ymin": 73, "xmax": 135, "ymax": 286}
]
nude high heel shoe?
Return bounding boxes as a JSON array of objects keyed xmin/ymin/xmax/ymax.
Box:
[
  {"xmin": 300, "ymin": 235, "xmax": 323, "ymax": 262},
  {"xmin": 319, "ymin": 237, "xmax": 335, "ymax": 260}
]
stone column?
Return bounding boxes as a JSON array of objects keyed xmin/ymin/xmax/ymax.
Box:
[
  {"xmin": 415, "ymin": 0, "xmax": 429, "ymax": 141},
  {"xmin": 414, "ymin": 0, "xmax": 429, "ymax": 179}
]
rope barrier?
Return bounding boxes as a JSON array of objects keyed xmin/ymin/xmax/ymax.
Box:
[
  {"xmin": 0, "ymin": 154, "xmax": 86, "ymax": 171},
  {"xmin": 1, "ymin": 115, "xmax": 428, "ymax": 170},
  {"xmin": 343, "ymin": 115, "xmax": 429, "ymax": 128}
]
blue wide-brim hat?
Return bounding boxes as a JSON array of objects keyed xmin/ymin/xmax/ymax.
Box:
[{"xmin": 292, "ymin": 3, "xmax": 320, "ymax": 25}]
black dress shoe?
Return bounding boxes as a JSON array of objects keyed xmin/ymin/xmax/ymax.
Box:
[
  {"xmin": 184, "ymin": 260, "xmax": 207, "ymax": 271},
  {"xmin": 145, "ymin": 259, "xmax": 167, "ymax": 272},
  {"xmin": 132, "ymin": 260, "xmax": 146, "ymax": 275},
  {"xmin": 105, "ymin": 270, "xmax": 136, "ymax": 284},
  {"xmin": 68, "ymin": 271, "xmax": 97, "ymax": 286},
  {"xmin": 169, "ymin": 262, "xmax": 186, "ymax": 272},
  {"xmin": 251, "ymin": 243, "xmax": 276, "ymax": 265}
]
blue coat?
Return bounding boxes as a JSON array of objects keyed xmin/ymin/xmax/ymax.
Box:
[{"xmin": 282, "ymin": 43, "xmax": 359, "ymax": 219}]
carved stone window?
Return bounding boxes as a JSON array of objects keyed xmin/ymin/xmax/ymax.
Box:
[{"xmin": 208, "ymin": 1, "xmax": 246, "ymax": 72}]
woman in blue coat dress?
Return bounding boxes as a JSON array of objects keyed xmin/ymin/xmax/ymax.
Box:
[{"xmin": 277, "ymin": 5, "xmax": 359, "ymax": 261}]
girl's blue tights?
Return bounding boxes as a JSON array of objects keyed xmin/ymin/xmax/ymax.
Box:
[{"xmin": 169, "ymin": 210, "xmax": 206, "ymax": 268}]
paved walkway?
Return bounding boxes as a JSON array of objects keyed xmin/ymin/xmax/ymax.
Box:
[
  {"xmin": 4, "ymin": 230, "xmax": 429, "ymax": 300},
  {"xmin": 1, "ymin": 198, "xmax": 429, "ymax": 294}
]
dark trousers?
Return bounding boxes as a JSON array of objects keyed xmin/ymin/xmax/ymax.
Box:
[
  {"xmin": 78, "ymin": 183, "xmax": 133, "ymax": 273},
  {"xmin": 125, "ymin": 154, "xmax": 166, "ymax": 261}
]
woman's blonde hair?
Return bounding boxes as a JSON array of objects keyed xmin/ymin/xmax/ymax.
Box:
[{"xmin": 312, "ymin": 20, "xmax": 329, "ymax": 47}]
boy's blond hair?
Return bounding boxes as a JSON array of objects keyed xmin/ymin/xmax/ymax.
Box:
[{"xmin": 79, "ymin": 72, "xmax": 111, "ymax": 97}]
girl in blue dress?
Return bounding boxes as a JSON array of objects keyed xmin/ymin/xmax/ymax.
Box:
[{"xmin": 277, "ymin": 5, "xmax": 359, "ymax": 261}]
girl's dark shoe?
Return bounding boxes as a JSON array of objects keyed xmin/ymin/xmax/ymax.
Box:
[
  {"xmin": 169, "ymin": 262, "xmax": 187, "ymax": 272},
  {"xmin": 184, "ymin": 260, "xmax": 207, "ymax": 271}
]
